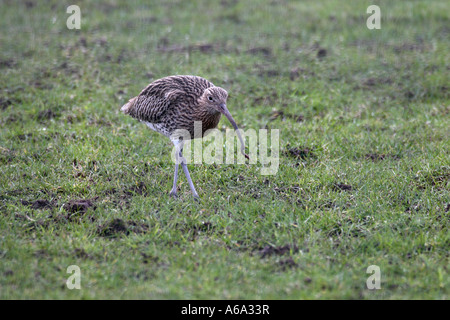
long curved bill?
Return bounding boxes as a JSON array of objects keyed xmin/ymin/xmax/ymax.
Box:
[{"xmin": 220, "ymin": 104, "xmax": 249, "ymax": 160}]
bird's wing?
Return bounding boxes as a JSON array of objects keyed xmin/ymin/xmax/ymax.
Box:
[
  {"xmin": 124, "ymin": 86, "xmax": 184, "ymax": 123},
  {"xmin": 123, "ymin": 75, "xmax": 213, "ymax": 123}
]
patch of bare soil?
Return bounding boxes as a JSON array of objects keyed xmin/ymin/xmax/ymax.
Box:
[
  {"xmin": 21, "ymin": 199, "xmax": 55, "ymax": 210},
  {"xmin": 332, "ymin": 183, "xmax": 353, "ymax": 192},
  {"xmin": 259, "ymin": 244, "xmax": 299, "ymax": 258},
  {"xmin": 97, "ymin": 219, "xmax": 149, "ymax": 237},
  {"xmin": 365, "ymin": 153, "xmax": 400, "ymax": 161},
  {"xmin": 98, "ymin": 218, "xmax": 129, "ymax": 237},
  {"xmin": 63, "ymin": 199, "xmax": 96, "ymax": 214},
  {"xmin": 284, "ymin": 146, "xmax": 315, "ymax": 160}
]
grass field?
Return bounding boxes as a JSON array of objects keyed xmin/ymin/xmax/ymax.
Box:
[{"xmin": 0, "ymin": 0, "xmax": 448, "ymax": 299}]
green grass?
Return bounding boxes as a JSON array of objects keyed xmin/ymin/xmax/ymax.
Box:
[{"xmin": 0, "ymin": 0, "xmax": 448, "ymax": 299}]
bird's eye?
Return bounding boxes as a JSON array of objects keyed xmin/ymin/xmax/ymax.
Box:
[{"xmin": 208, "ymin": 96, "xmax": 213, "ymax": 101}]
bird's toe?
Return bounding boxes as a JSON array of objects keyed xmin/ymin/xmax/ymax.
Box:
[{"xmin": 169, "ymin": 190, "xmax": 178, "ymax": 198}]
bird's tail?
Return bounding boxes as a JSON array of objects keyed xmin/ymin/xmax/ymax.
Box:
[{"xmin": 121, "ymin": 97, "xmax": 137, "ymax": 114}]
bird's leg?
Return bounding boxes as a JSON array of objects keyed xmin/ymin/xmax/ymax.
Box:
[
  {"xmin": 180, "ymin": 147, "xmax": 199, "ymax": 199},
  {"xmin": 169, "ymin": 139, "xmax": 182, "ymax": 197},
  {"xmin": 169, "ymin": 161, "xmax": 179, "ymax": 198},
  {"xmin": 170, "ymin": 139, "xmax": 199, "ymax": 199}
]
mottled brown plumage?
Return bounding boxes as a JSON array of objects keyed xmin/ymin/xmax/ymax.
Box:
[{"xmin": 121, "ymin": 75, "xmax": 248, "ymax": 199}]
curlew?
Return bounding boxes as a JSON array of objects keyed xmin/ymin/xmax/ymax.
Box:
[{"xmin": 121, "ymin": 75, "xmax": 249, "ymax": 199}]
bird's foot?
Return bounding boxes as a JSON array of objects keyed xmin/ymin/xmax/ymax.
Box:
[
  {"xmin": 193, "ymin": 193, "xmax": 200, "ymax": 202},
  {"xmin": 169, "ymin": 189, "xmax": 177, "ymax": 198}
]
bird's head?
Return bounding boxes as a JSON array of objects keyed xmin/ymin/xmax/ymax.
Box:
[
  {"xmin": 202, "ymin": 86, "xmax": 228, "ymax": 114},
  {"xmin": 201, "ymin": 86, "xmax": 249, "ymax": 160}
]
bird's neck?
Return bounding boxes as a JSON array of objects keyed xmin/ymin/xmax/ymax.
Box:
[
  {"xmin": 196, "ymin": 106, "xmax": 221, "ymax": 133},
  {"xmin": 209, "ymin": 109, "xmax": 220, "ymax": 115}
]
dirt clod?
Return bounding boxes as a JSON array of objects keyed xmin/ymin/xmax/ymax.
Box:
[
  {"xmin": 278, "ymin": 257, "xmax": 298, "ymax": 270},
  {"xmin": 74, "ymin": 248, "xmax": 90, "ymax": 259},
  {"xmin": 158, "ymin": 43, "xmax": 215, "ymax": 54},
  {"xmin": 98, "ymin": 218, "xmax": 129, "ymax": 237},
  {"xmin": 365, "ymin": 153, "xmax": 400, "ymax": 161},
  {"xmin": 63, "ymin": 199, "xmax": 96, "ymax": 213},
  {"xmin": 21, "ymin": 199, "xmax": 54, "ymax": 210},
  {"xmin": 290, "ymin": 67, "xmax": 300, "ymax": 80},
  {"xmin": 333, "ymin": 183, "xmax": 353, "ymax": 191},
  {"xmin": 260, "ymin": 244, "xmax": 299, "ymax": 258},
  {"xmin": 3, "ymin": 270, "xmax": 14, "ymax": 277},
  {"xmin": 0, "ymin": 97, "xmax": 13, "ymax": 110},
  {"xmin": 317, "ymin": 48, "xmax": 327, "ymax": 59},
  {"xmin": 37, "ymin": 109, "xmax": 57, "ymax": 120},
  {"xmin": 245, "ymin": 47, "xmax": 272, "ymax": 56},
  {"xmin": 0, "ymin": 59, "xmax": 16, "ymax": 69},
  {"xmin": 284, "ymin": 147, "xmax": 315, "ymax": 160}
]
